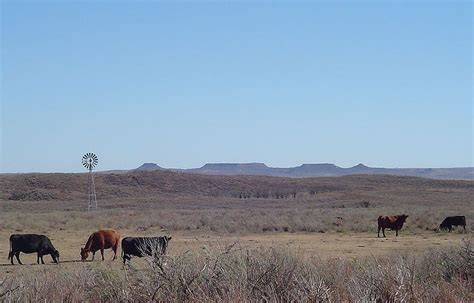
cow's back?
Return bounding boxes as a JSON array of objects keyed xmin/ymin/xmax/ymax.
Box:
[
  {"xmin": 442, "ymin": 216, "xmax": 466, "ymax": 226},
  {"xmin": 101, "ymin": 229, "xmax": 120, "ymax": 247},
  {"xmin": 455, "ymin": 216, "xmax": 466, "ymax": 225},
  {"xmin": 122, "ymin": 237, "xmax": 139, "ymax": 253},
  {"xmin": 122, "ymin": 237, "xmax": 165, "ymax": 257},
  {"xmin": 10, "ymin": 234, "xmax": 49, "ymax": 253},
  {"xmin": 378, "ymin": 216, "xmax": 395, "ymax": 227},
  {"xmin": 122, "ymin": 237, "xmax": 146, "ymax": 257},
  {"xmin": 378, "ymin": 215, "xmax": 406, "ymax": 228},
  {"xmin": 89, "ymin": 230, "xmax": 120, "ymax": 250},
  {"xmin": 100, "ymin": 229, "xmax": 120, "ymax": 239}
]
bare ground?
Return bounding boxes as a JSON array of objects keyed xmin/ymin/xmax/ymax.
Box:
[{"xmin": 0, "ymin": 228, "xmax": 469, "ymax": 278}]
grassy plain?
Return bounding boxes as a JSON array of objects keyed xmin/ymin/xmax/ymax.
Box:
[{"xmin": 0, "ymin": 172, "xmax": 472, "ymax": 301}]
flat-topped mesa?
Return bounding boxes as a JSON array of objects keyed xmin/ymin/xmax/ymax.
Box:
[
  {"xmin": 299, "ymin": 163, "xmax": 341, "ymax": 168},
  {"xmin": 130, "ymin": 162, "xmax": 474, "ymax": 180},
  {"xmin": 200, "ymin": 162, "xmax": 268, "ymax": 170},
  {"xmin": 197, "ymin": 163, "xmax": 270, "ymax": 175},
  {"xmin": 295, "ymin": 163, "xmax": 344, "ymax": 173}
]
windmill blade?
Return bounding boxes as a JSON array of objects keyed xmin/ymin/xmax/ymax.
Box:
[{"xmin": 82, "ymin": 153, "xmax": 98, "ymax": 171}]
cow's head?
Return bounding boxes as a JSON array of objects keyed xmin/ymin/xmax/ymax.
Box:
[
  {"xmin": 400, "ymin": 214, "xmax": 408, "ymax": 223},
  {"xmin": 80, "ymin": 247, "xmax": 89, "ymax": 261},
  {"xmin": 52, "ymin": 250, "xmax": 60, "ymax": 263}
]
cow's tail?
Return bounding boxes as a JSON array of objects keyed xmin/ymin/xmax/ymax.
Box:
[{"xmin": 8, "ymin": 237, "xmax": 13, "ymax": 261}]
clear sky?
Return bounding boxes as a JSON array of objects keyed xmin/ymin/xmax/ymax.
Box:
[{"xmin": 1, "ymin": 1, "xmax": 472, "ymax": 173}]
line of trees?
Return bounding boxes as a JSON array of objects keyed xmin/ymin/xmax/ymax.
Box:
[
  {"xmin": 231, "ymin": 189, "xmax": 298, "ymax": 199},
  {"xmin": 228, "ymin": 186, "xmax": 341, "ymax": 199}
]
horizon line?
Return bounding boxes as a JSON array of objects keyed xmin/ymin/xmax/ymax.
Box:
[{"xmin": 2, "ymin": 161, "xmax": 474, "ymax": 174}]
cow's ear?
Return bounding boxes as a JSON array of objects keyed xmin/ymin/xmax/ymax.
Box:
[{"xmin": 168, "ymin": 237, "xmax": 172, "ymax": 240}]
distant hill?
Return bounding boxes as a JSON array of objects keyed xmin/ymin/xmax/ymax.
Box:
[
  {"xmin": 187, "ymin": 163, "xmax": 271, "ymax": 176},
  {"xmin": 1, "ymin": 170, "xmax": 472, "ymax": 202},
  {"xmin": 135, "ymin": 163, "xmax": 164, "ymax": 171},
  {"xmin": 134, "ymin": 162, "xmax": 474, "ymax": 180}
]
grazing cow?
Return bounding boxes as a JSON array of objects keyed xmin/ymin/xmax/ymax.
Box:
[
  {"xmin": 80, "ymin": 229, "xmax": 120, "ymax": 261},
  {"xmin": 121, "ymin": 236, "xmax": 172, "ymax": 264},
  {"xmin": 377, "ymin": 214, "xmax": 408, "ymax": 237},
  {"xmin": 439, "ymin": 216, "xmax": 466, "ymax": 232},
  {"xmin": 8, "ymin": 234, "xmax": 60, "ymax": 265}
]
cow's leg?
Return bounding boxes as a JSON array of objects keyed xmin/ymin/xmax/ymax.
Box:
[
  {"xmin": 463, "ymin": 225, "xmax": 466, "ymax": 232},
  {"xmin": 41, "ymin": 255, "xmax": 45, "ymax": 264},
  {"xmin": 449, "ymin": 225, "xmax": 452, "ymax": 232},
  {"xmin": 382, "ymin": 228, "xmax": 386, "ymax": 237},
  {"xmin": 377, "ymin": 226, "xmax": 381, "ymax": 238},
  {"xmin": 15, "ymin": 252, "xmax": 22, "ymax": 265},
  {"xmin": 396, "ymin": 229, "xmax": 399, "ymax": 237},
  {"xmin": 37, "ymin": 253, "xmax": 40, "ymax": 264},
  {"xmin": 100, "ymin": 249, "xmax": 105, "ymax": 261},
  {"xmin": 9, "ymin": 251, "xmax": 14, "ymax": 265},
  {"xmin": 92, "ymin": 251, "xmax": 96, "ymax": 261},
  {"xmin": 112, "ymin": 244, "xmax": 118, "ymax": 261},
  {"xmin": 123, "ymin": 254, "xmax": 130, "ymax": 265}
]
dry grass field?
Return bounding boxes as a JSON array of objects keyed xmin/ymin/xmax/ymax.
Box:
[{"xmin": 0, "ymin": 171, "xmax": 472, "ymax": 301}]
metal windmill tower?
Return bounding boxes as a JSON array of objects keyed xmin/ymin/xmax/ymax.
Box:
[{"xmin": 82, "ymin": 153, "xmax": 98, "ymax": 210}]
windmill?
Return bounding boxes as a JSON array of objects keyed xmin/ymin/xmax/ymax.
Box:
[{"xmin": 82, "ymin": 153, "xmax": 98, "ymax": 210}]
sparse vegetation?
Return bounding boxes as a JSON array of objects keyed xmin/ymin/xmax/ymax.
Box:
[
  {"xmin": 0, "ymin": 240, "xmax": 472, "ymax": 302},
  {"xmin": 1, "ymin": 172, "xmax": 472, "ymax": 234},
  {"xmin": 0, "ymin": 172, "xmax": 472, "ymax": 301}
]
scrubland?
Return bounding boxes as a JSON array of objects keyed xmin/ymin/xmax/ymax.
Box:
[
  {"xmin": 0, "ymin": 171, "xmax": 472, "ymax": 301},
  {"xmin": 1, "ymin": 240, "xmax": 472, "ymax": 302}
]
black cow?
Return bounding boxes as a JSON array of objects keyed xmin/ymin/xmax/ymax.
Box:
[
  {"xmin": 439, "ymin": 216, "xmax": 466, "ymax": 232},
  {"xmin": 121, "ymin": 236, "xmax": 172, "ymax": 264},
  {"xmin": 8, "ymin": 234, "xmax": 60, "ymax": 265}
]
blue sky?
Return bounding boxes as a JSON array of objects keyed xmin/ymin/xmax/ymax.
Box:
[{"xmin": 1, "ymin": 1, "xmax": 472, "ymax": 172}]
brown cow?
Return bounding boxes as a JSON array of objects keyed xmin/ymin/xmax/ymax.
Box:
[
  {"xmin": 80, "ymin": 230, "xmax": 120, "ymax": 261},
  {"xmin": 377, "ymin": 214, "xmax": 408, "ymax": 237}
]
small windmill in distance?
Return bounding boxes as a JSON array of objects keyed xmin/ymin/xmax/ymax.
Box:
[{"xmin": 82, "ymin": 153, "xmax": 98, "ymax": 211}]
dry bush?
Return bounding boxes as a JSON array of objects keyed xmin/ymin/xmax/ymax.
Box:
[
  {"xmin": 0, "ymin": 267, "xmax": 97, "ymax": 302},
  {"xmin": 1, "ymin": 239, "xmax": 472, "ymax": 302}
]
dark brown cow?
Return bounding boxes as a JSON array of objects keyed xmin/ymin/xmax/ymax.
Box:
[
  {"xmin": 377, "ymin": 214, "xmax": 408, "ymax": 237},
  {"xmin": 80, "ymin": 229, "xmax": 120, "ymax": 261}
]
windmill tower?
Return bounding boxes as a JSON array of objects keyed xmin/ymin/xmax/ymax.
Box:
[{"xmin": 82, "ymin": 153, "xmax": 98, "ymax": 210}]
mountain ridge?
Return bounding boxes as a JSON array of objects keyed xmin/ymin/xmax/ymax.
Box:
[{"xmin": 134, "ymin": 162, "xmax": 474, "ymax": 180}]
